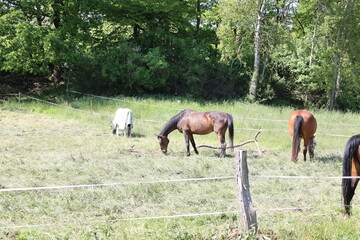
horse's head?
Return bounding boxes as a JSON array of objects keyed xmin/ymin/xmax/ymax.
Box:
[
  {"xmin": 110, "ymin": 121, "xmax": 118, "ymax": 135},
  {"xmin": 156, "ymin": 134, "xmax": 169, "ymax": 154},
  {"xmin": 309, "ymin": 135, "xmax": 317, "ymax": 158}
]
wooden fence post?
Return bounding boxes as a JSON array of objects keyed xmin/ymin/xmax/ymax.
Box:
[
  {"xmin": 90, "ymin": 99, "xmax": 93, "ymax": 115},
  {"xmin": 235, "ymin": 150, "xmax": 258, "ymax": 233}
]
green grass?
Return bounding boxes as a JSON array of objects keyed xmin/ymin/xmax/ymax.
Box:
[{"xmin": 0, "ymin": 93, "xmax": 359, "ymax": 239}]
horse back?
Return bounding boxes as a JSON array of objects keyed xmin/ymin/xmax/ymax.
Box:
[
  {"xmin": 178, "ymin": 111, "xmax": 213, "ymax": 134},
  {"xmin": 178, "ymin": 110, "xmax": 228, "ymax": 134},
  {"xmin": 289, "ymin": 110, "xmax": 317, "ymax": 138}
]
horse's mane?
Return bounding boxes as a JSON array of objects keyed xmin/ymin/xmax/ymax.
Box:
[
  {"xmin": 343, "ymin": 134, "xmax": 360, "ymax": 174},
  {"xmin": 342, "ymin": 134, "xmax": 360, "ymax": 214},
  {"xmin": 159, "ymin": 109, "xmax": 190, "ymax": 136}
]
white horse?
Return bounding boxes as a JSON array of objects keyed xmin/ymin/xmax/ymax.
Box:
[{"xmin": 111, "ymin": 108, "xmax": 133, "ymax": 137}]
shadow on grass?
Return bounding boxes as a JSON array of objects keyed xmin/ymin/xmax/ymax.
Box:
[
  {"xmin": 111, "ymin": 133, "xmax": 145, "ymax": 138},
  {"xmin": 314, "ymin": 153, "xmax": 342, "ymax": 163},
  {"xmin": 131, "ymin": 132, "xmax": 146, "ymax": 138}
]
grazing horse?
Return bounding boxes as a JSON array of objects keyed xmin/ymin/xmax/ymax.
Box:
[
  {"xmin": 288, "ymin": 110, "xmax": 317, "ymax": 162},
  {"xmin": 111, "ymin": 108, "xmax": 133, "ymax": 137},
  {"xmin": 156, "ymin": 109, "xmax": 234, "ymax": 157},
  {"xmin": 342, "ymin": 134, "xmax": 360, "ymax": 215}
]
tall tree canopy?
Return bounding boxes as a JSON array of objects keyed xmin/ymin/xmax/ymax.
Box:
[{"xmin": 1, "ymin": 0, "xmax": 360, "ymax": 111}]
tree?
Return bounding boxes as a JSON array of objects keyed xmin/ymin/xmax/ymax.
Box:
[
  {"xmin": 294, "ymin": 0, "xmax": 360, "ymax": 110},
  {"xmin": 0, "ymin": 0, "xmax": 103, "ymax": 83},
  {"xmin": 248, "ymin": 0, "xmax": 267, "ymax": 101},
  {"xmin": 2, "ymin": 0, "xmax": 360, "ymax": 111}
]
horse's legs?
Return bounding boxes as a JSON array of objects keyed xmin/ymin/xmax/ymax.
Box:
[
  {"xmin": 309, "ymin": 145, "xmax": 314, "ymax": 160},
  {"xmin": 346, "ymin": 155, "xmax": 360, "ymax": 214},
  {"xmin": 345, "ymin": 177, "xmax": 359, "ymax": 215},
  {"xmin": 303, "ymin": 144, "xmax": 307, "ymax": 161},
  {"xmin": 217, "ymin": 133, "xmax": 226, "ymax": 158},
  {"xmin": 294, "ymin": 138, "xmax": 300, "ymax": 162},
  {"xmin": 126, "ymin": 124, "xmax": 131, "ymax": 138},
  {"xmin": 184, "ymin": 133, "xmax": 191, "ymax": 156},
  {"xmin": 189, "ymin": 134, "xmax": 198, "ymax": 154}
]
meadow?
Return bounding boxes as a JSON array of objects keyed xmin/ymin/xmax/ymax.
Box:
[{"xmin": 0, "ymin": 93, "xmax": 359, "ymax": 239}]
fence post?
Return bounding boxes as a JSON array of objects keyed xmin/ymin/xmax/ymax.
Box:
[
  {"xmin": 235, "ymin": 150, "xmax": 258, "ymax": 233},
  {"xmin": 90, "ymin": 99, "xmax": 93, "ymax": 115}
]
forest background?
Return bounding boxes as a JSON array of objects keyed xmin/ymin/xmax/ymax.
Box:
[{"xmin": 1, "ymin": 0, "xmax": 360, "ymax": 111}]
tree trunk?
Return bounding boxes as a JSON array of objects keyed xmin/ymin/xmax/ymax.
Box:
[
  {"xmin": 309, "ymin": 8, "xmax": 319, "ymax": 67},
  {"xmin": 195, "ymin": 0, "xmax": 201, "ymax": 39},
  {"xmin": 248, "ymin": 0, "xmax": 266, "ymax": 101},
  {"xmin": 52, "ymin": 0, "xmax": 63, "ymax": 29},
  {"xmin": 329, "ymin": 55, "xmax": 342, "ymax": 111},
  {"xmin": 51, "ymin": 66, "xmax": 63, "ymax": 84},
  {"xmin": 328, "ymin": 29, "xmax": 341, "ymax": 111},
  {"xmin": 50, "ymin": 0, "xmax": 64, "ymax": 84},
  {"xmin": 260, "ymin": 39, "xmax": 269, "ymax": 83},
  {"xmin": 328, "ymin": 0, "xmax": 350, "ymax": 111}
]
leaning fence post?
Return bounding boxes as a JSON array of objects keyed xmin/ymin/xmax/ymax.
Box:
[
  {"xmin": 235, "ymin": 150, "xmax": 258, "ymax": 233},
  {"xmin": 90, "ymin": 99, "xmax": 93, "ymax": 115}
]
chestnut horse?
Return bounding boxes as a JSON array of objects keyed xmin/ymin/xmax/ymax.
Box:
[
  {"xmin": 156, "ymin": 109, "xmax": 234, "ymax": 157},
  {"xmin": 342, "ymin": 134, "xmax": 360, "ymax": 215},
  {"xmin": 288, "ymin": 110, "xmax": 317, "ymax": 162}
]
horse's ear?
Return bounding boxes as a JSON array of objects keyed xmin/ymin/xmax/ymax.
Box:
[
  {"xmin": 156, "ymin": 135, "xmax": 161, "ymax": 143},
  {"xmin": 156, "ymin": 134, "xmax": 164, "ymax": 141}
]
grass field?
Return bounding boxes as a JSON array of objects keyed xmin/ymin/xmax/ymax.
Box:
[{"xmin": 0, "ymin": 93, "xmax": 360, "ymax": 239}]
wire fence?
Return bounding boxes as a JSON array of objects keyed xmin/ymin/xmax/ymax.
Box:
[
  {"xmin": 1, "ymin": 91, "xmax": 359, "ymax": 230},
  {"xmin": 0, "ymin": 173, "xmax": 358, "ymax": 230},
  {"xmin": 2, "ymin": 175, "xmax": 360, "ymax": 193},
  {"xmin": 0, "ymin": 176, "xmax": 235, "ymax": 192},
  {"xmin": 1, "ymin": 92, "xmax": 356, "ymax": 138},
  {"xmin": 66, "ymin": 90, "xmax": 360, "ymax": 127},
  {"xmin": 0, "ymin": 211, "xmax": 240, "ymax": 230}
]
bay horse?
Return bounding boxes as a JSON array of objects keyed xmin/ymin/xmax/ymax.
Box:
[
  {"xmin": 156, "ymin": 109, "xmax": 234, "ymax": 157},
  {"xmin": 342, "ymin": 134, "xmax": 360, "ymax": 215},
  {"xmin": 111, "ymin": 108, "xmax": 133, "ymax": 137},
  {"xmin": 288, "ymin": 110, "xmax": 317, "ymax": 162}
]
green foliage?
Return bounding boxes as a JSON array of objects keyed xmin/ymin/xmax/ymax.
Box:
[
  {"xmin": 0, "ymin": 10, "xmax": 49, "ymax": 74},
  {"xmin": 2, "ymin": 0, "xmax": 360, "ymax": 110},
  {"xmin": 70, "ymin": 43, "xmax": 170, "ymax": 94}
]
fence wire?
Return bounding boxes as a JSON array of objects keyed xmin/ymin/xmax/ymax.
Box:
[
  {"xmin": 4, "ymin": 92, "xmax": 355, "ymax": 138},
  {"xmin": 1, "ymin": 91, "xmax": 359, "ymax": 230}
]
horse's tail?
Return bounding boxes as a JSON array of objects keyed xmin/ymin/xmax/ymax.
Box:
[
  {"xmin": 342, "ymin": 134, "xmax": 360, "ymax": 215},
  {"xmin": 227, "ymin": 114, "xmax": 234, "ymax": 151},
  {"xmin": 291, "ymin": 115, "xmax": 303, "ymax": 162}
]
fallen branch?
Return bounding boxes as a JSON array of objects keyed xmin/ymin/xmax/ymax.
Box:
[
  {"xmin": 197, "ymin": 129, "xmax": 262, "ymax": 154},
  {"xmin": 122, "ymin": 145, "xmax": 146, "ymax": 154}
]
